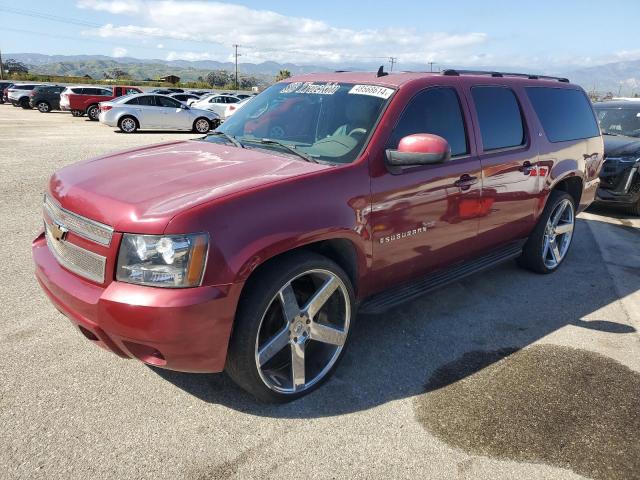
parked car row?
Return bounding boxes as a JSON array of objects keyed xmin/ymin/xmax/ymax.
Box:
[{"xmin": 2, "ymin": 82, "xmax": 255, "ymax": 134}]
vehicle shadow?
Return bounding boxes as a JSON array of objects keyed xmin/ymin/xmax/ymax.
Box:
[{"xmin": 150, "ymin": 218, "xmax": 639, "ymax": 418}]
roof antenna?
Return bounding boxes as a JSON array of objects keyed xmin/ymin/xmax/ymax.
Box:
[{"xmin": 377, "ymin": 65, "xmax": 388, "ymax": 77}]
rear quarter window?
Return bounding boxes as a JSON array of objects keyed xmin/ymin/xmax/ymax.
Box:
[{"xmin": 525, "ymin": 87, "xmax": 600, "ymax": 142}]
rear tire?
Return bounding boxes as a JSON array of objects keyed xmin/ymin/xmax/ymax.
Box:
[
  {"xmin": 20, "ymin": 98, "xmax": 31, "ymax": 109},
  {"xmin": 36, "ymin": 101, "xmax": 51, "ymax": 113},
  {"xmin": 193, "ymin": 117, "xmax": 211, "ymax": 133},
  {"xmin": 226, "ymin": 252, "xmax": 355, "ymax": 403},
  {"xmin": 71, "ymin": 110, "xmax": 83, "ymax": 117},
  {"xmin": 517, "ymin": 190, "xmax": 576, "ymax": 274},
  {"xmin": 87, "ymin": 104, "xmax": 100, "ymax": 121},
  {"xmin": 118, "ymin": 116, "xmax": 138, "ymax": 133},
  {"xmin": 628, "ymin": 199, "xmax": 640, "ymax": 216}
]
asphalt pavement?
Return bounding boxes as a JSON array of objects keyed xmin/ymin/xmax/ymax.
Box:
[{"xmin": 0, "ymin": 104, "xmax": 638, "ymax": 480}]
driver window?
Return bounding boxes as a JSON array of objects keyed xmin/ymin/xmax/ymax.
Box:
[{"xmin": 389, "ymin": 87, "xmax": 468, "ymax": 157}]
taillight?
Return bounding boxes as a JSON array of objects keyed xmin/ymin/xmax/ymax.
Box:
[
  {"xmin": 100, "ymin": 105, "xmax": 112, "ymax": 112},
  {"xmin": 229, "ymin": 105, "xmax": 236, "ymax": 111},
  {"xmin": 30, "ymin": 91, "xmax": 36, "ymax": 97}
]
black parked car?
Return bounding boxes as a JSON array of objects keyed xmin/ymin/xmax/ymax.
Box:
[
  {"xmin": 0, "ymin": 82, "xmax": 13, "ymax": 103},
  {"xmin": 29, "ymin": 85, "xmax": 65, "ymax": 113},
  {"xmin": 594, "ymin": 100, "xmax": 640, "ymax": 215}
]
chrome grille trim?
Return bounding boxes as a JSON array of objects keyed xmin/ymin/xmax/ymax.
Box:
[
  {"xmin": 45, "ymin": 222, "xmax": 107, "ymax": 283},
  {"xmin": 43, "ymin": 194, "xmax": 113, "ymax": 246}
]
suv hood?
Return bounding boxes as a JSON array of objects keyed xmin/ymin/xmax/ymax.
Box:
[
  {"xmin": 49, "ymin": 140, "xmax": 330, "ymax": 233},
  {"xmin": 604, "ymin": 135, "xmax": 640, "ymax": 157}
]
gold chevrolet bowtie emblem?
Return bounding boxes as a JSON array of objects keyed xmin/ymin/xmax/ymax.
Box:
[{"xmin": 50, "ymin": 222, "xmax": 68, "ymax": 241}]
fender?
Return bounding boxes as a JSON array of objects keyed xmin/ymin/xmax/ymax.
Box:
[{"xmin": 165, "ymin": 162, "xmax": 373, "ymax": 291}]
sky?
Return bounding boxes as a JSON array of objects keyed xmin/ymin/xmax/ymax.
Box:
[{"xmin": 1, "ymin": 0, "xmax": 639, "ymax": 70}]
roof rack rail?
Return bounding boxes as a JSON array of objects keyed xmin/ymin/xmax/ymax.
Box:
[{"xmin": 441, "ymin": 69, "xmax": 569, "ymax": 83}]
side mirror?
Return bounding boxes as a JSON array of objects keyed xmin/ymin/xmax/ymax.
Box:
[
  {"xmin": 385, "ymin": 134, "xmax": 451, "ymax": 174},
  {"xmin": 180, "ymin": 104, "xmax": 189, "ymax": 110}
]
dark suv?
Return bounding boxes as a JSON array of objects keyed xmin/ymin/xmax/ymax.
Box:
[
  {"xmin": 593, "ymin": 100, "xmax": 640, "ymax": 214},
  {"xmin": 0, "ymin": 82, "xmax": 13, "ymax": 103},
  {"xmin": 33, "ymin": 70, "xmax": 603, "ymax": 402},
  {"xmin": 29, "ymin": 85, "xmax": 66, "ymax": 113}
]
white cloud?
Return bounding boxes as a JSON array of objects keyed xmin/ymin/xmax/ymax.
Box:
[
  {"xmin": 78, "ymin": 1, "xmax": 487, "ymax": 65},
  {"xmin": 77, "ymin": 0, "xmax": 140, "ymax": 14},
  {"xmin": 156, "ymin": 43, "xmax": 164, "ymax": 49},
  {"xmin": 112, "ymin": 47, "xmax": 127, "ymax": 57}
]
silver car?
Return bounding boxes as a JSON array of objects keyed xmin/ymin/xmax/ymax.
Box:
[{"xmin": 98, "ymin": 93, "xmax": 220, "ymax": 133}]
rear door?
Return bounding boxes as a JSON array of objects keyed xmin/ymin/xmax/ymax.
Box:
[
  {"xmin": 128, "ymin": 95, "xmax": 160, "ymax": 128},
  {"xmin": 465, "ymin": 85, "xmax": 540, "ymax": 252},
  {"xmin": 370, "ymin": 86, "xmax": 483, "ymax": 286}
]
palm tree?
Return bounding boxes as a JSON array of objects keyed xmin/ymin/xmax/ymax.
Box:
[{"xmin": 275, "ymin": 69, "xmax": 291, "ymax": 82}]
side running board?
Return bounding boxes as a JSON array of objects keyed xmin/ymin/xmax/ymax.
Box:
[{"xmin": 358, "ymin": 241, "xmax": 525, "ymax": 315}]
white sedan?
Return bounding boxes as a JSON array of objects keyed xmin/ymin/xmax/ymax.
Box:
[
  {"xmin": 223, "ymin": 96, "xmax": 253, "ymax": 119},
  {"xmin": 190, "ymin": 94, "xmax": 241, "ymax": 117},
  {"xmin": 98, "ymin": 93, "xmax": 220, "ymax": 133}
]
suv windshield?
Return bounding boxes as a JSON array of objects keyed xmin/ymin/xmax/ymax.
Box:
[
  {"xmin": 595, "ymin": 105, "xmax": 640, "ymax": 137},
  {"xmin": 207, "ymin": 82, "xmax": 394, "ymax": 164}
]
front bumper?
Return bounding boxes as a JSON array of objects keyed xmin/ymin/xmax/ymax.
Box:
[
  {"xmin": 596, "ymin": 159, "xmax": 640, "ymax": 206},
  {"xmin": 33, "ymin": 232, "xmax": 242, "ymax": 373}
]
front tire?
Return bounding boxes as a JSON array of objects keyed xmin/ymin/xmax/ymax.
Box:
[
  {"xmin": 517, "ymin": 190, "xmax": 576, "ymax": 274},
  {"xmin": 193, "ymin": 117, "xmax": 211, "ymax": 133},
  {"xmin": 87, "ymin": 104, "xmax": 100, "ymax": 121},
  {"xmin": 118, "ymin": 116, "xmax": 138, "ymax": 133},
  {"xmin": 37, "ymin": 101, "xmax": 50, "ymax": 113},
  {"xmin": 226, "ymin": 252, "xmax": 355, "ymax": 402}
]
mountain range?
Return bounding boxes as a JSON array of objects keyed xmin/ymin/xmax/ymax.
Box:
[{"xmin": 5, "ymin": 53, "xmax": 640, "ymax": 95}]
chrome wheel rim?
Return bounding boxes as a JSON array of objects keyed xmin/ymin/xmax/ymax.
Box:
[
  {"xmin": 88, "ymin": 107, "xmax": 99, "ymax": 120},
  {"xmin": 255, "ymin": 269, "xmax": 350, "ymax": 394},
  {"xmin": 195, "ymin": 119, "xmax": 210, "ymax": 133},
  {"xmin": 121, "ymin": 118, "xmax": 136, "ymax": 132},
  {"xmin": 542, "ymin": 199, "xmax": 574, "ymax": 269},
  {"xmin": 38, "ymin": 102, "xmax": 49, "ymax": 112}
]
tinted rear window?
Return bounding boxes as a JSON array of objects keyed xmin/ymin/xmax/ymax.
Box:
[
  {"xmin": 526, "ymin": 87, "xmax": 600, "ymax": 142},
  {"xmin": 471, "ymin": 86, "xmax": 525, "ymax": 151}
]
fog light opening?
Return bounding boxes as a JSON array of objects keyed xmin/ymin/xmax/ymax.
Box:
[
  {"xmin": 78, "ymin": 325, "xmax": 99, "ymax": 342},
  {"xmin": 123, "ymin": 341, "xmax": 167, "ymax": 366}
]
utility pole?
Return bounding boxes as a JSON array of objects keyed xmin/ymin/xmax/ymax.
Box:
[
  {"xmin": 233, "ymin": 44, "xmax": 240, "ymax": 91},
  {"xmin": 0, "ymin": 48, "xmax": 4, "ymax": 80},
  {"xmin": 388, "ymin": 57, "xmax": 397, "ymax": 72},
  {"xmin": 428, "ymin": 61, "xmax": 435, "ymax": 73}
]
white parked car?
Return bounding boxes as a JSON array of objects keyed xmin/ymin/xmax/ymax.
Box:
[
  {"xmin": 223, "ymin": 96, "xmax": 252, "ymax": 119},
  {"xmin": 7, "ymin": 84, "xmax": 42, "ymax": 108},
  {"xmin": 98, "ymin": 93, "xmax": 221, "ymax": 133},
  {"xmin": 190, "ymin": 94, "xmax": 241, "ymax": 117}
]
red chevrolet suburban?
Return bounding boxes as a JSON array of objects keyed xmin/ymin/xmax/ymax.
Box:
[
  {"xmin": 33, "ymin": 70, "xmax": 603, "ymax": 402},
  {"xmin": 60, "ymin": 85, "xmax": 142, "ymax": 120}
]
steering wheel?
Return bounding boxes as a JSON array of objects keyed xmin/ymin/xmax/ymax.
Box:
[{"xmin": 348, "ymin": 128, "xmax": 367, "ymax": 137}]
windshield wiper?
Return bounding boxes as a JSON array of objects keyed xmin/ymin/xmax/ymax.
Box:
[
  {"xmin": 242, "ymin": 138, "xmax": 319, "ymax": 163},
  {"xmin": 207, "ymin": 131, "xmax": 244, "ymax": 148}
]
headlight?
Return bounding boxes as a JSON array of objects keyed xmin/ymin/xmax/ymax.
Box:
[{"xmin": 116, "ymin": 233, "xmax": 209, "ymax": 288}]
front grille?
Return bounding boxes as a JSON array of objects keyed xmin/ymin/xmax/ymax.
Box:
[
  {"xmin": 44, "ymin": 194, "xmax": 113, "ymax": 246},
  {"xmin": 44, "ymin": 222, "xmax": 106, "ymax": 283}
]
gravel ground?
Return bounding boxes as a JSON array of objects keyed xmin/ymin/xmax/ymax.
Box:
[{"xmin": 1, "ymin": 104, "xmax": 638, "ymax": 480}]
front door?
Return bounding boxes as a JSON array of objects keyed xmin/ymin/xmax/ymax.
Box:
[{"xmin": 369, "ymin": 86, "xmax": 483, "ymax": 288}]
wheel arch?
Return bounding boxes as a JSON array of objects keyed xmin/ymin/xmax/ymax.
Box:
[
  {"xmin": 238, "ymin": 236, "xmax": 362, "ymax": 301},
  {"xmin": 118, "ymin": 113, "xmax": 140, "ymax": 128}
]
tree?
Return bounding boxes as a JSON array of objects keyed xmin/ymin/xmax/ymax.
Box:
[
  {"xmin": 104, "ymin": 68, "xmax": 128, "ymax": 80},
  {"xmin": 275, "ymin": 69, "xmax": 291, "ymax": 82},
  {"xmin": 239, "ymin": 76, "xmax": 259, "ymax": 89},
  {"xmin": 205, "ymin": 70, "xmax": 232, "ymax": 88},
  {"xmin": 3, "ymin": 59, "xmax": 28, "ymax": 75}
]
